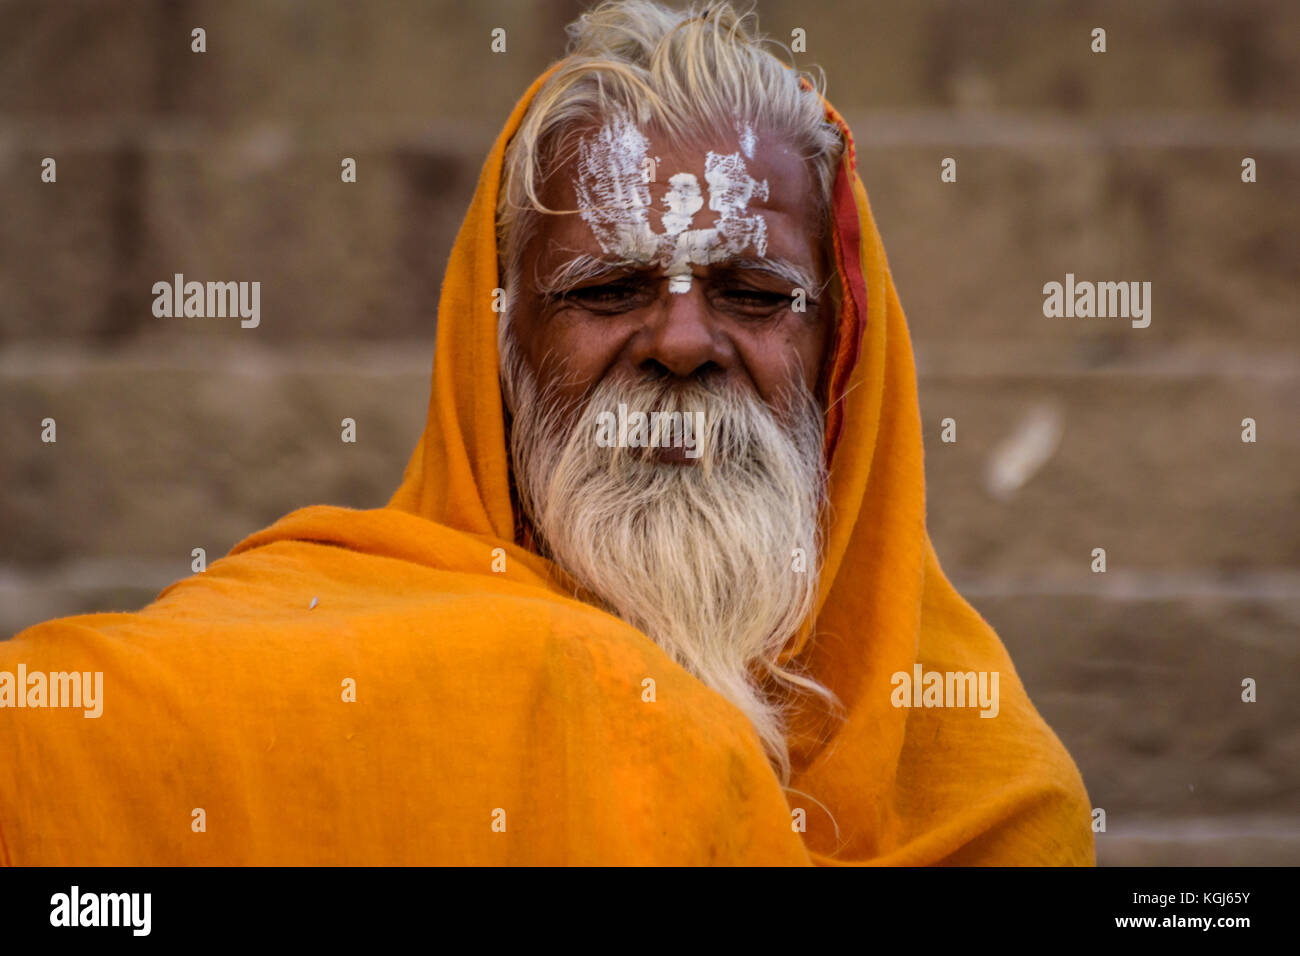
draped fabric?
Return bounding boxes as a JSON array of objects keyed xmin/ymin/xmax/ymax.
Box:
[{"xmin": 0, "ymin": 68, "xmax": 1093, "ymax": 866}]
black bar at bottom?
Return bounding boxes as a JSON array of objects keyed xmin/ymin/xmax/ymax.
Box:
[{"xmin": 0, "ymin": 864, "xmax": 1284, "ymax": 943}]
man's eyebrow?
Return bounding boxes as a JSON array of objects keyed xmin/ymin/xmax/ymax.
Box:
[
  {"xmin": 535, "ymin": 254, "xmax": 648, "ymax": 296},
  {"xmin": 718, "ymin": 256, "xmax": 821, "ymax": 293},
  {"xmin": 534, "ymin": 253, "xmax": 826, "ymax": 297}
]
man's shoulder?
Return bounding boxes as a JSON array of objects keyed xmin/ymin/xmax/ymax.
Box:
[
  {"xmin": 2, "ymin": 503, "xmax": 764, "ymax": 767},
  {"xmin": 3, "ymin": 513, "xmax": 681, "ymax": 694},
  {"xmin": 0, "ymin": 514, "xmax": 799, "ymax": 864}
]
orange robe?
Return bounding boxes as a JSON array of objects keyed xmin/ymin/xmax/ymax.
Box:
[{"xmin": 0, "ymin": 68, "xmax": 1094, "ymax": 866}]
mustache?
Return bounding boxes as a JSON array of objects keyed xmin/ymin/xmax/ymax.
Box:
[{"xmin": 537, "ymin": 372, "xmax": 824, "ymax": 471}]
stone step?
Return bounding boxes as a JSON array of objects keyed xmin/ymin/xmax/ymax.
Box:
[
  {"xmin": 2, "ymin": 0, "xmax": 1295, "ymax": 116},
  {"xmin": 778, "ymin": 0, "xmax": 1300, "ymax": 112},
  {"xmin": 918, "ymin": 373, "xmax": 1299, "ymax": 574},
  {"xmin": 862, "ymin": 145, "xmax": 1299, "ymax": 352},
  {"xmin": 1098, "ymin": 816, "xmax": 1300, "ymax": 865},
  {"xmin": 0, "ymin": 344, "xmax": 430, "ymax": 566},
  {"xmin": 0, "ymin": 142, "xmax": 478, "ymax": 343},
  {"xmin": 1, "ymin": 141, "xmax": 1294, "ymax": 346},
  {"xmin": 0, "ymin": 0, "xmax": 559, "ymax": 120},
  {"xmin": 973, "ymin": 593, "xmax": 1299, "ymax": 822},
  {"xmin": 2, "ymin": 344, "xmax": 1293, "ymax": 573}
]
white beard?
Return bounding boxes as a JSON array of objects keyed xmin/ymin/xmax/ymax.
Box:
[{"xmin": 500, "ymin": 320, "xmax": 830, "ymax": 782}]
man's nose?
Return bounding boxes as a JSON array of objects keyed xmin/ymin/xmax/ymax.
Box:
[{"xmin": 628, "ymin": 280, "xmax": 730, "ymax": 379}]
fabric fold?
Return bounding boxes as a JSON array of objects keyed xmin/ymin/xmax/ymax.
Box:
[{"xmin": 0, "ymin": 61, "xmax": 1093, "ymax": 866}]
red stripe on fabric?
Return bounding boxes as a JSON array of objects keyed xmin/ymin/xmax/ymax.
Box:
[{"xmin": 822, "ymin": 153, "xmax": 868, "ymax": 466}]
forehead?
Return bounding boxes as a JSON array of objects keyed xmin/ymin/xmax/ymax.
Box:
[{"xmin": 527, "ymin": 117, "xmax": 822, "ymax": 277}]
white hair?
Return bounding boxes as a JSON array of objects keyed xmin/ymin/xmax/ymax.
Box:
[
  {"xmin": 493, "ymin": 0, "xmax": 845, "ymax": 785},
  {"xmin": 497, "ymin": 0, "xmax": 843, "ymax": 298}
]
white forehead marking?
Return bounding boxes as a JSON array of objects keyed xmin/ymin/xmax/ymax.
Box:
[
  {"xmin": 574, "ymin": 114, "xmax": 769, "ymax": 293},
  {"xmin": 738, "ymin": 122, "xmax": 757, "ymax": 159},
  {"xmin": 661, "ymin": 172, "xmax": 703, "ymax": 236},
  {"xmin": 573, "ymin": 113, "xmax": 659, "ymax": 262}
]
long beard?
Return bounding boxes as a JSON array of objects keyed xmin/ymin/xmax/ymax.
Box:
[{"xmin": 501, "ymin": 323, "xmax": 829, "ymax": 782}]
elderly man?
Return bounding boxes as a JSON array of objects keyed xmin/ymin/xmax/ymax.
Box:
[{"xmin": 0, "ymin": 1, "xmax": 1093, "ymax": 865}]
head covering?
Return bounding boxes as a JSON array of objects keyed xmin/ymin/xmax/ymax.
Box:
[
  {"xmin": 387, "ymin": 65, "xmax": 1095, "ymax": 863},
  {"xmin": 0, "ymin": 67, "xmax": 1092, "ymax": 866}
]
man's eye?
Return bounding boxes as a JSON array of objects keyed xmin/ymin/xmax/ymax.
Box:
[
  {"xmin": 717, "ymin": 287, "xmax": 793, "ymax": 313},
  {"xmin": 562, "ymin": 283, "xmax": 650, "ymax": 310}
]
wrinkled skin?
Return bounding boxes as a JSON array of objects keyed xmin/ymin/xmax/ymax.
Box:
[{"xmin": 508, "ymin": 124, "xmax": 834, "ymax": 428}]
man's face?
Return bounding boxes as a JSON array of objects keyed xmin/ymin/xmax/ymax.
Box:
[
  {"xmin": 508, "ymin": 118, "xmax": 832, "ymax": 420},
  {"xmin": 499, "ymin": 115, "xmax": 833, "ymax": 777}
]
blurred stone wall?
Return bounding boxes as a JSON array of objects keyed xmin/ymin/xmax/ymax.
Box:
[{"xmin": 1, "ymin": 0, "xmax": 1296, "ymax": 864}]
